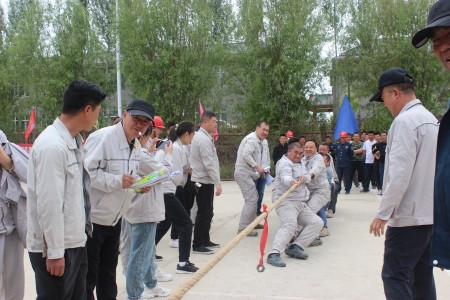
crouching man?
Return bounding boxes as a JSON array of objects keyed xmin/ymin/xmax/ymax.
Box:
[{"xmin": 267, "ymin": 142, "xmax": 323, "ymax": 267}]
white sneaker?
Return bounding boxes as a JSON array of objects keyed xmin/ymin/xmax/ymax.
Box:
[
  {"xmin": 155, "ymin": 268, "xmax": 173, "ymax": 282},
  {"xmin": 143, "ymin": 284, "xmax": 171, "ymax": 298},
  {"xmin": 169, "ymin": 239, "xmax": 179, "ymax": 248}
]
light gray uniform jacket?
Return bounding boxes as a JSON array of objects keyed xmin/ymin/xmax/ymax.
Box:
[
  {"xmin": 190, "ymin": 128, "xmax": 220, "ymax": 185},
  {"xmin": 272, "ymin": 155, "xmax": 311, "ymax": 203},
  {"xmin": 84, "ymin": 123, "xmax": 141, "ymax": 226},
  {"xmin": 27, "ymin": 118, "xmax": 91, "ymax": 259},
  {"xmin": 0, "ymin": 131, "xmax": 28, "ymax": 245},
  {"xmin": 235, "ymin": 132, "xmax": 263, "ymax": 180},
  {"xmin": 124, "ymin": 149, "xmax": 172, "ymax": 224},
  {"xmin": 377, "ymin": 99, "xmax": 438, "ymax": 227},
  {"xmin": 302, "ymin": 153, "xmax": 330, "ymax": 194},
  {"xmin": 162, "ymin": 139, "xmax": 185, "ymax": 194}
]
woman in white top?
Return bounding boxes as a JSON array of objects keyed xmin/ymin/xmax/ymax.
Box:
[{"xmin": 155, "ymin": 122, "xmax": 198, "ymax": 274}]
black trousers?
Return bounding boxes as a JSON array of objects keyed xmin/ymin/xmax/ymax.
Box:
[
  {"xmin": 29, "ymin": 247, "xmax": 87, "ymax": 300},
  {"xmin": 351, "ymin": 161, "xmax": 365, "ymax": 186},
  {"xmin": 362, "ymin": 163, "xmax": 376, "ymax": 191},
  {"xmin": 382, "ymin": 225, "xmax": 436, "ymax": 300},
  {"xmin": 169, "ymin": 186, "xmax": 189, "ymax": 239},
  {"xmin": 192, "ymin": 183, "xmax": 215, "ymax": 249},
  {"xmin": 336, "ymin": 166, "xmax": 353, "ymax": 193},
  {"xmin": 86, "ymin": 221, "xmax": 121, "ymax": 300},
  {"xmin": 155, "ymin": 192, "xmax": 193, "ymax": 261},
  {"xmin": 184, "ymin": 175, "xmax": 197, "ymax": 213}
]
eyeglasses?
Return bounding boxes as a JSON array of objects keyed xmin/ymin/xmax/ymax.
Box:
[{"xmin": 132, "ymin": 116, "xmax": 151, "ymax": 126}]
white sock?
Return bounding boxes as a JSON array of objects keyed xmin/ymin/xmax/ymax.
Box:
[{"xmin": 179, "ymin": 261, "xmax": 186, "ymax": 267}]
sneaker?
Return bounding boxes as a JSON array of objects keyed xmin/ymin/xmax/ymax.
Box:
[
  {"xmin": 377, "ymin": 189, "xmax": 382, "ymax": 195},
  {"xmin": 155, "ymin": 254, "xmax": 163, "ymax": 262},
  {"xmin": 308, "ymin": 237, "xmax": 323, "ymax": 247},
  {"xmin": 360, "ymin": 189, "xmax": 369, "ymax": 193},
  {"xmin": 155, "ymin": 268, "xmax": 173, "ymax": 282},
  {"xmin": 176, "ymin": 261, "xmax": 199, "ymax": 274},
  {"xmin": 192, "ymin": 246, "xmax": 214, "ymax": 255},
  {"xmin": 143, "ymin": 284, "xmax": 171, "ymax": 298},
  {"xmin": 169, "ymin": 239, "xmax": 179, "ymax": 248},
  {"xmin": 371, "ymin": 186, "xmax": 377, "ymax": 189},
  {"xmin": 326, "ymin": 209, "xmax": 334, "ymax": 218},
  {"xmin": 267, "ymin": 253, "xmax": 286, "ymax": 267},
  {"xmin": 320, "ymin": 227, "xmax": 330, "ymax": 237},
  {"xmin": 254, "ymin": 224, "xmax": 264, "ymax": 230},
  {"xmin": 237, "ymin": 229, "xmax": 258, "ymax": 237},
  {"xmin": 285, "ymin": 244, "xmax": 308, "ymax": 260},
  {"xmin": 205, "ymin": 241, "xmax": 220, "ymax": 248},
  {"xmin": 345, "ymin": 191, "xmax": 350, "ymax": 194}
]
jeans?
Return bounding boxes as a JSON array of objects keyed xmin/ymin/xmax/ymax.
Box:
[
  {"xmin": 317, "ymin": 206, "xmax": 328, "ymax": 227},
  {"xmin": 29, "ymin": 247, "xmax": 87, "ymax": 300},
  {"xmin": 155, "ymin": 193, "xmax": 193, "ymax": 262},
  {"xmin": 193, "ymin": 183, "xmax": 215, "ymax": 249},
  {"xmin": 127, "ymin": 222, "xmax": 157, "ymax": 300},
  {"xmin": 382, "ymin": 225, "xmax": 436, "ymax": 300},
  {"xmin": 86, "ymin": 222, "xmax": 121, "ymax": 300},
  {"xmin": 255, "ymin": 176, "xmax": 266, "ymax": 215},
  {"xmin": 327, "ymin": 183, "xmax": 338, "ymax": 213}
]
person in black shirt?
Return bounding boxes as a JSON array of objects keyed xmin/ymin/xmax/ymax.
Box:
[
  {"xmin": 372, "ymin": 131, "xmax": 387, "ymax": 194},
  {"xmin": 272, "ymin": 133, "xmax": 288, "ymax": 167}
]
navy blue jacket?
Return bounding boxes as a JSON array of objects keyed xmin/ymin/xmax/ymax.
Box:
[
  {"xmin": 334, "ymin": 142, "xmax": 354, "ymax": 168},
  {"xmin": 432, "ymin": 109, "xmax": 450, "ymax": 269}
]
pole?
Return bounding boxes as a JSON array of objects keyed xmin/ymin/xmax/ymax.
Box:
[{"xmin": 116, "ymin": 0, "xmax": 123, "ymax": 116}]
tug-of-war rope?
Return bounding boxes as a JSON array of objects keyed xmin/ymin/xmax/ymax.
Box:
[{"xmin": 168, "ymin": 181, "xmax": 302, "ymax": 300}]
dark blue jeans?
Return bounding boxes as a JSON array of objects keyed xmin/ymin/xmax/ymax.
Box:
[
  {"xmin": 382, "ymin": 225, "xmax": 436, "ymax": 300},
  {"xmin": 255, "ymin": 176, "xmax": 266, "ymax": 215},
  {"xmin": 363, "ymin": 163, "xmax": 376, "ymax": 191}
]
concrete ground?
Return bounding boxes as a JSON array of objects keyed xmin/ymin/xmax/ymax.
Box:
[{"xmin": 24, "ymin": 181, "xmax": 450, "ymax": 299}]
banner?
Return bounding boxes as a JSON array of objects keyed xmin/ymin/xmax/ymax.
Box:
[
  {"xmin": 25, "ymin": 107, "xmax": 36, "ymax": 143},
  {"xmin": 333, "ymin": 96, "xmax": 359, "ymax": 140}
]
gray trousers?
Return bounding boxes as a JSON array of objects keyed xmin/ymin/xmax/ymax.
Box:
[
  {"xmin": 270, "ymin": 201, "xmax": 323, "ymax": 254},
  {"xmin": 0, "ymin": 231, "xmax": 25, "ymax": 300},
  {"xmin": 307, "ymin": 189, "xmax": 330, "ymax": 214},
  {"xmin": 235, "ymin": 171, "xmax": 259, "ymax": 231}
]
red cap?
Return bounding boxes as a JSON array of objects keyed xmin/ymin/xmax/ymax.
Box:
[
  {"xmin": 153, "ymin": 116, "xmax": 165, "ymax": 129},
  {"xmin": 340, "ymin": 131, "xmax": 348, "ymax": 138},
  {"xmin": 286, "ymin": 131, "xmax": 294, "ymax": 138}
]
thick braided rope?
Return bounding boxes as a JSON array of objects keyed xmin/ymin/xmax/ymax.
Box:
[{"xmin": 168, "ymin": 181, "xmax": 301, "ymax": 300}]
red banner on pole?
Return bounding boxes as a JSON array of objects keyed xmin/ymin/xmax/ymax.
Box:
[{"xmin": 25, "ymin": 107, "xmax": 36, "ymax": 143}]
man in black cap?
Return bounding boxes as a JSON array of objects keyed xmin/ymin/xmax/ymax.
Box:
[
  {"xmin": 368, "ymin": 68, "xmax": 439, "ymax": 300},
  {"xmin": 412, "ymin": 0, "xmax": 450, "ymax": 272},
  {"xmin": 84, "ymin": 99, "xmax": 156, "ymax": 299}
]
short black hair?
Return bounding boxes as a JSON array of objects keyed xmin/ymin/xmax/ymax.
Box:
[
  {"xmin": 374, "ymin": 132, "xmax": 381, "ymax": 136},
  {"xmin": 279, "ymin": 133, "xmax": 286, "ymax": 137},
  {"xmin": 62, "ymin": 80, "xmax": 106, "ymax": 115},
  {"xmin": 368, "ymin": 131, "xmax": 374, "ymax": 135},
  {"xmin": 305, "ymin": 139, "xmax": 318, "ymax": 149},
  {"xmin": 256, "ymin": 121, "xmax": 269, "ymax": 127},
  {"xmin": 201, "ymin": 111, "xmax": 216, "ymax": 123}
]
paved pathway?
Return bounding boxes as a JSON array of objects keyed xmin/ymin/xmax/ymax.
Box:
[{"xmin": 24, "ymin": 181, "xmax": 450, "ymax": 299}]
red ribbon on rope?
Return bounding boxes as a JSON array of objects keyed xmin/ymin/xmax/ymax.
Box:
[{"xmin": 257, "ymin": 204, "xmax": 269, "ymax": 272}]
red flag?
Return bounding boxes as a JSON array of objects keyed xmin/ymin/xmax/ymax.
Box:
[
  {"xmin": 199, "ymin": 100, "xmax": 218, "ymax": 143},
  {"xmin": 25, "ymin": 107, "xmax": 36, "ymax": 143}
]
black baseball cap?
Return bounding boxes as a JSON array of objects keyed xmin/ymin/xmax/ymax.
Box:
[
  {"xmin": 412, "ymin": 0, "xmax": 450, "ymax": 48},
  {"xmin": 126, "ymin": 99, "xmax": 155, "ymax": 120},
  {"xmin": 369, "ymin": 68, "xmax": 414, "ymax": 102}
]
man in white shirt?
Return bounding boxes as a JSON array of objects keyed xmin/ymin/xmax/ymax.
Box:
[{"xmin": 361, "ymin": 131, "xmax": 376, "ymax": 192}]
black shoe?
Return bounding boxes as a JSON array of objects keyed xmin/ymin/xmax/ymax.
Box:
[
  {"xmin": 254, "ymin": 224, "xmax": 264, "ymax": 230},
  {"xmin": 345, "ymin": 191, "xmax": 350, "ymax": 194},
  {"xmin": 155, "ymin": 254, "xmax": 163, "ymax": 261},
  {"xmin": 176, "ymin": 261, "xmax": 199, "ymax": 274},
  {"xmin": 193, "ymin": 246, "xmax": 214, "ymax": 255},
  {"xmin": 360, "ymin": 189, "xmax": 369, "ymax": 193},
  {"xmin": 205, "ymin": 241, "xmax": 220, "ymax": 248}
]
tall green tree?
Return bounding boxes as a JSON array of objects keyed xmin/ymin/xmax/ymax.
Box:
[
  {"xmin": 236, "ymin": 0, "xmax": 327, "ymax": 132},
  {"xmin": 337, "ymin": 0, "xmax": 450, "ymax": 130},
  {"xmin": 119, "ymin": 0, "xmax": 233, "ymax": 122}
]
